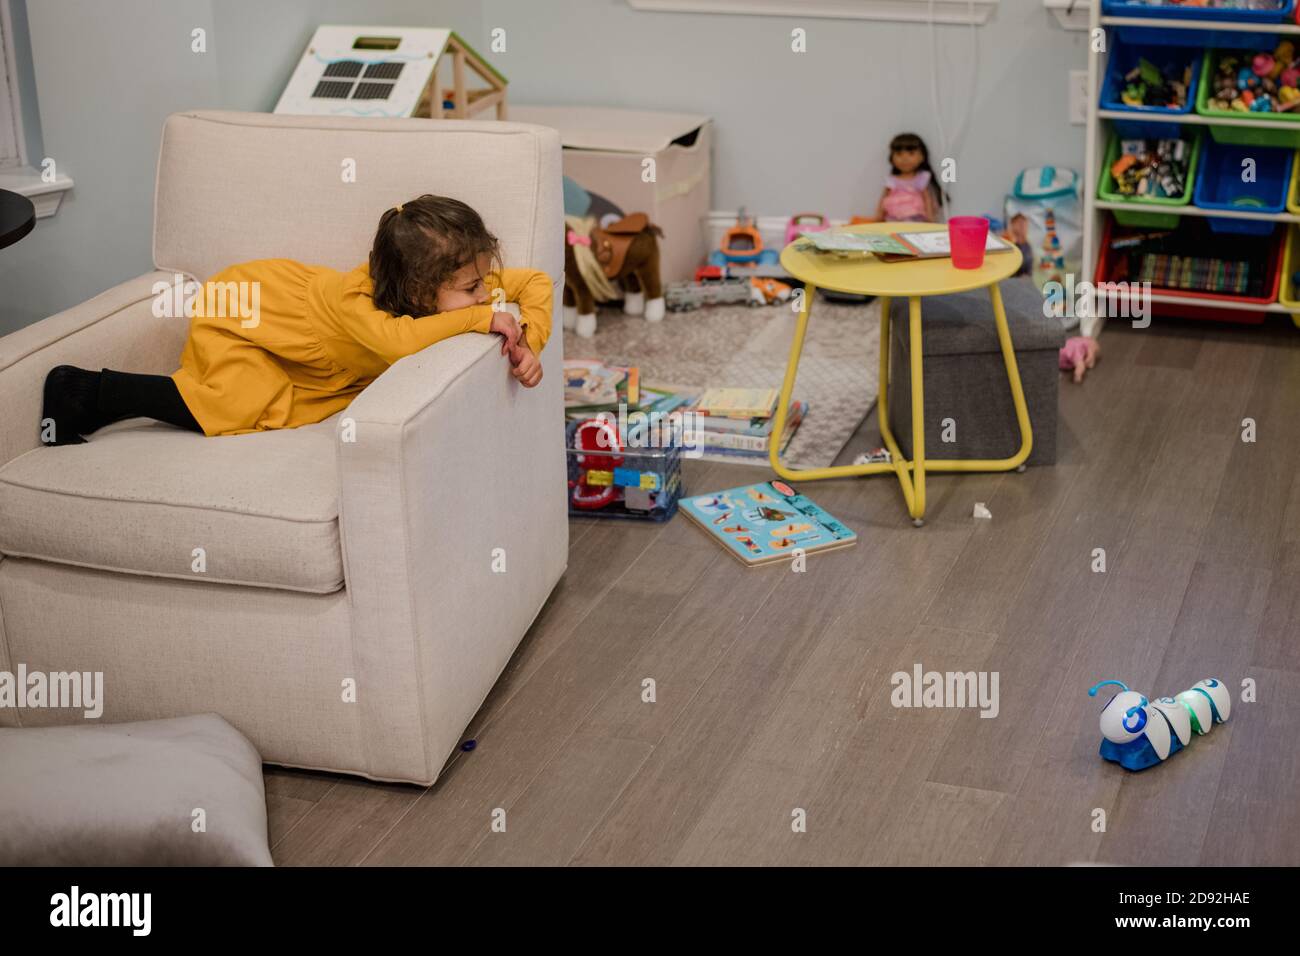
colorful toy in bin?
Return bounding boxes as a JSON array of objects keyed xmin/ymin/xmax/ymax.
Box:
[
  {"xmin": 1103, "ymin": 0, "xmax": 1296, "ymax": 52},
  {"xmin": 1088, "ymin": 678, "xmax": 1230, "ymax": 772},
  {"xmin": 569, "ymin": 418, "xmax": 622, "ymax": 511},
  {"xmin": 784, "ymin": 213, "xmax": 829, "ymax": 245},
  {"xmin": 1199, "ymin": 44, "xmax": 1300, "ymax": 147},
  {"xmin": 565, "ymin": 417, "xmax": 683, "ymax": 520},
  {"xmin": 710, "ymin": 210, "xmax": 779, "ymax": 267},
  {"xmin": 1097, "ymin": 133, "xmax": 1200, "ymax": 229}
]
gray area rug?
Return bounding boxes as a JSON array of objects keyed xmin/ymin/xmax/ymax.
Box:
[{"xmin": 563, "ymin": 296, "xmax": 881, "ymax": 469}]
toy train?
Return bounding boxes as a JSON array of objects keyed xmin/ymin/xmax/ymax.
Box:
[
  {"xmin": 666, "ymin": 274, "xmax": 793, "ymax": 312},
  {"xmin": 1088, "ymin": 678, "xmax": 1231, "ymax": 771}
]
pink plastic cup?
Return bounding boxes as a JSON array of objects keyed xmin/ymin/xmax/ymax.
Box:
[{"xmin": 948, "ymin": 216, "xmax": 989, "ymax": 270}]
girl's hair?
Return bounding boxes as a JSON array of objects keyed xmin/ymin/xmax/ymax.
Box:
[
  {"xmin": 888, "ymin": 132, "xmax": 947, "ymax": 210},
  {"xmin": 369, "ymin": 195, "xmax": 501, "ymax": 316}
]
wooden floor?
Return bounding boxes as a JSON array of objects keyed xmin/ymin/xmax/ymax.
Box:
[{"xmin": 266, "ymin": 316, "xmax": 1300, "ymax": 866}]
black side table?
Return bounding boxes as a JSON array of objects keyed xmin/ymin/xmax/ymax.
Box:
[{"xmin": 0, "ymin": 188, "xmax": 37, "ymax": 249}]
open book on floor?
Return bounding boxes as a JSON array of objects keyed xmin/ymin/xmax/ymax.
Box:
[{"xmin": 680, "ymin": 480, "xmax": 857, "ymax": 567}]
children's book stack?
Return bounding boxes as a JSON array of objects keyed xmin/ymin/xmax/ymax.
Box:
[{"xmin": 688, "ymin": 387, "xmax": 807, "ymax": 464}]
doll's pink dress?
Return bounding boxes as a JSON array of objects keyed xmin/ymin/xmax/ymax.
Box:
[{"xmin": 883, "ymin": 171, "xmax": 931, "ymax": 222}]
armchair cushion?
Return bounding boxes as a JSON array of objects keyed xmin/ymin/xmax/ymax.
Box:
[{"xmin": 0, "ymin": 418, "xmax": 342, "ymax": 594}]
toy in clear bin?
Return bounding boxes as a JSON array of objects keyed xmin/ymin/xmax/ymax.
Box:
[
  {"xmin": 566, "ymin": 417, "xmax": 683, "ymax": 521},
  {"xmin": 1087, "ymin": 678, "xmax": 1231, "ymax": 771}
]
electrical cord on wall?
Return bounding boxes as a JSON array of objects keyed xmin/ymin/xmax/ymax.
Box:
[{"xmin": 927, "ymin": 0, "xmax": 981, "ymax": 220}]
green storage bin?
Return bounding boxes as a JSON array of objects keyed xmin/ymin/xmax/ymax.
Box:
[
  {"xmin": 1196, "ymin": 50, "xmax": 1300, "ymax": 148},
  {"xmin": 1097, "ymin": 132, "xmax": 1201, "ymax": 228}
]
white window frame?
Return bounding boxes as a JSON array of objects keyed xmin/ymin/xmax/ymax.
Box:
[
  {"xmin": 625, "ymin": 0, "xmax": 1000, "ymax": 27},
  {"xmin": 0, "ymin": 0, "xmax": 26, "ymax": 168},
  {"xmin": 0, "ymin": 0, "xmax": 72, "ymax": 218}
]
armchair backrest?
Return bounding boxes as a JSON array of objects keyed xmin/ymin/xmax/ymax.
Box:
[{"xmin": 153, "ymin": 110, "xmax": 562, "ymax": 284}]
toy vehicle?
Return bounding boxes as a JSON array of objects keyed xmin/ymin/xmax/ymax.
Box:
[
  {"xmin": 695, "ymin": 262, "xmax": 790, "ymax": 282},
  {"xmin": 709, "ymin": 210, "xmax": 779, "ymax": 268},
  {"xmin": 750, "ymin": 276, "xmax": 792, "ymax": 304},
  {"xmin": 666, "ymin": 278, "xmax": 763, "ymax": 311},
  {"xmin": 784, "ymin": 212, "xmax": 829, "ymax": 245}
]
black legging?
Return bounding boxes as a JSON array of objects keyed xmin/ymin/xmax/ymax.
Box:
[{"xmin": 41, "ymin": 366, "xmax": 202, "ymax": 445}]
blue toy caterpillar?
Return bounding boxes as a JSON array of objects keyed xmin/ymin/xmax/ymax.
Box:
[{"xmin": 1087, "ymin": 678, "xmax": 1231, "ymax": 771}]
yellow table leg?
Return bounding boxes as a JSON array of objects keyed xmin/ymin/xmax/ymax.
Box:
[
  {"xmin": 768, "ymin": 284, "xmax": 895, "ymax": 482},
  {"xmin": 918, "ymin": 282, "xmax": 1033, "ymax": 473},
  {"xmin": 768, "ymin": 281, "xmax": 1031, "ymax": 525}
]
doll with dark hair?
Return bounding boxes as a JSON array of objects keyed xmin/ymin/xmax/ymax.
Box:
[{"xmin": 874, "ymin": 133, "xmax": 945, "ymax": 223}]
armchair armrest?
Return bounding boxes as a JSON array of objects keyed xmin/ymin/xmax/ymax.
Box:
[
  {"xmin": 335, "ymin": 316, "xmax": 568, "ymax": 783},
  {"xmin": 0, "ymin": 272, "xmax": 189, "ymax": 465}
]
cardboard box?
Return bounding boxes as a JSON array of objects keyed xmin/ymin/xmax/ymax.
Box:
[{"xmin": 510, "ymin": 105, "xmax": 712, "ymax": 283}]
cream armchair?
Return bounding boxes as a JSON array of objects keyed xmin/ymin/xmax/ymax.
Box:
[{"xmin": 0, "ymin": 111, "xmax": 568, "ymax": 784}]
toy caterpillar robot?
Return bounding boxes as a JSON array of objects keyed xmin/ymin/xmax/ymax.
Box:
[{"xmin": 1087, "ymin": 678, "xmax": 1231, "ymax": 771}]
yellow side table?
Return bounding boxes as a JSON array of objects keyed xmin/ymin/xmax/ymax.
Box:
[{"xmin": 772, "ymin": 222, "xmax": 1031, "ymax": 526}]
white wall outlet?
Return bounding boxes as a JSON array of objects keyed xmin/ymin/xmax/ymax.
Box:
[{"xmin": 1069, "ymin": 69, "xmax": 1089, "ymax": 125}]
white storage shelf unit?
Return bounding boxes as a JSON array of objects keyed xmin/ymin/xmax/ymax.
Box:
[{"xmin": 1082, "ymin": 6, "xmax": 1300, "ymax": 334}]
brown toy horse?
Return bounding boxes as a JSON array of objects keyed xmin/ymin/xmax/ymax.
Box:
[{"xmin": 563, "ymin": 213, "xmax": 665, "ymax": 338}]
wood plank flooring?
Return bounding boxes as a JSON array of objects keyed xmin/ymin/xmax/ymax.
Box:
[{"xmin": 266, "ymin": 316, "xmax": 1300, "ymax": 866}]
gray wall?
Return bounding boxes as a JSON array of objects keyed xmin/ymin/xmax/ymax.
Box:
[{"xmin": 2, "ymin": 0, "xmax": 1084, "ymax": 332}]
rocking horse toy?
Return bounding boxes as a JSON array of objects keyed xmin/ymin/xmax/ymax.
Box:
[{"xmin": 563, "ymin": 213, "xmax": 666, "ymax": 338}]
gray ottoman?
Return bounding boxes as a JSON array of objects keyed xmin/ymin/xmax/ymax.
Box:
[{"xmin": 887, "ymin": 279, "xmax": 1063, "ymax": 466}]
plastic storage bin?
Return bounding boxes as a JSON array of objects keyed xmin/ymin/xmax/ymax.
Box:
[
  {"xmin": 1196, "ymin": 49, "xmax": 1300, "ymax": 148},
  {"xmin": 1277, "ymin": 225, "xmax": 1300, "ymax": 327},
  {"xmin": 1104, "ymin": 0, "xmax": 1294, "ymax": 49},
  {"xmin": 1100, "ymin": 41, "xmax": 1203, "ymax": 139},
  {"xmin": 566, "ymin": 416, "xmax": 683, "ymax": 521},
  {"xmin": 1094, "ymin": 217, "xmax": 1283, "ymax": 324},
  {"xmin": 1287, "ymin": 149, "xmax": 1300, "ymax": 213},
  {"xmin": 1193, "ymin": 140, "xmax": 1292, "ymax": 234},
  {"xmin": 1097, "ymin": 133, "xmax": 1201, "ymax": 228}
]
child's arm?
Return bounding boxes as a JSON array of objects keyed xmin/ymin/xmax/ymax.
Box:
[
  {"xmin": 493, "ymin": 268, "xmax": 554, "ymax": 356},
  {"xmin": 340, "ymin": 285, "xmax": 495, "ymax": 365},
  {"xmin": 875, "ymin": 188, "xmax": 889, "ymax": 222}
]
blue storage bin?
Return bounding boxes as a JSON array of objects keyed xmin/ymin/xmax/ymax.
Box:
[
  {"xmin": 1100, "ymin": 41, "xmax": 1202, "ymax": 138},
  {"xmin": 1193, "ymin": 140, "xmax": 1293, "ymax": 235},
  {"xmin": 1103, "ymin": 0, "xmax": 1295, "ymax": 49}
]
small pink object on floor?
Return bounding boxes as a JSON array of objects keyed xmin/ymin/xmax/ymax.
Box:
[{"xmin": 1060, "ymin": 335, "xmax": 1100, "ymax": 383}]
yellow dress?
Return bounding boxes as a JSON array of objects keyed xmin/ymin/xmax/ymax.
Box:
[{"xmin": 172, "ymin": 259, "xmax": 552, "ymax": 436}]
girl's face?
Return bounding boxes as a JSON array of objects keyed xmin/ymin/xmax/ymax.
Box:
[
  {"xmin": 892, "ymin": 145, "xmax": 924, "ymax": 174},
  {"xmin": 435, "ymin": 253, "xmax": 493, "ymax": 312}
]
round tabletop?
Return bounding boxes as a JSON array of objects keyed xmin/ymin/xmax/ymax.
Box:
[
  {"xmin": 0, "ymin": 189, "xmax": 36, "ymax": 250},
  {"xmin": 779, "ymin": 221, "xmax": 1022, "ymax": 298}
]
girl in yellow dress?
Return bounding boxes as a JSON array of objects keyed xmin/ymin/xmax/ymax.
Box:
[{"xmin": 40, "ymin": 195, "xmax": 551, "ymax": 443}]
